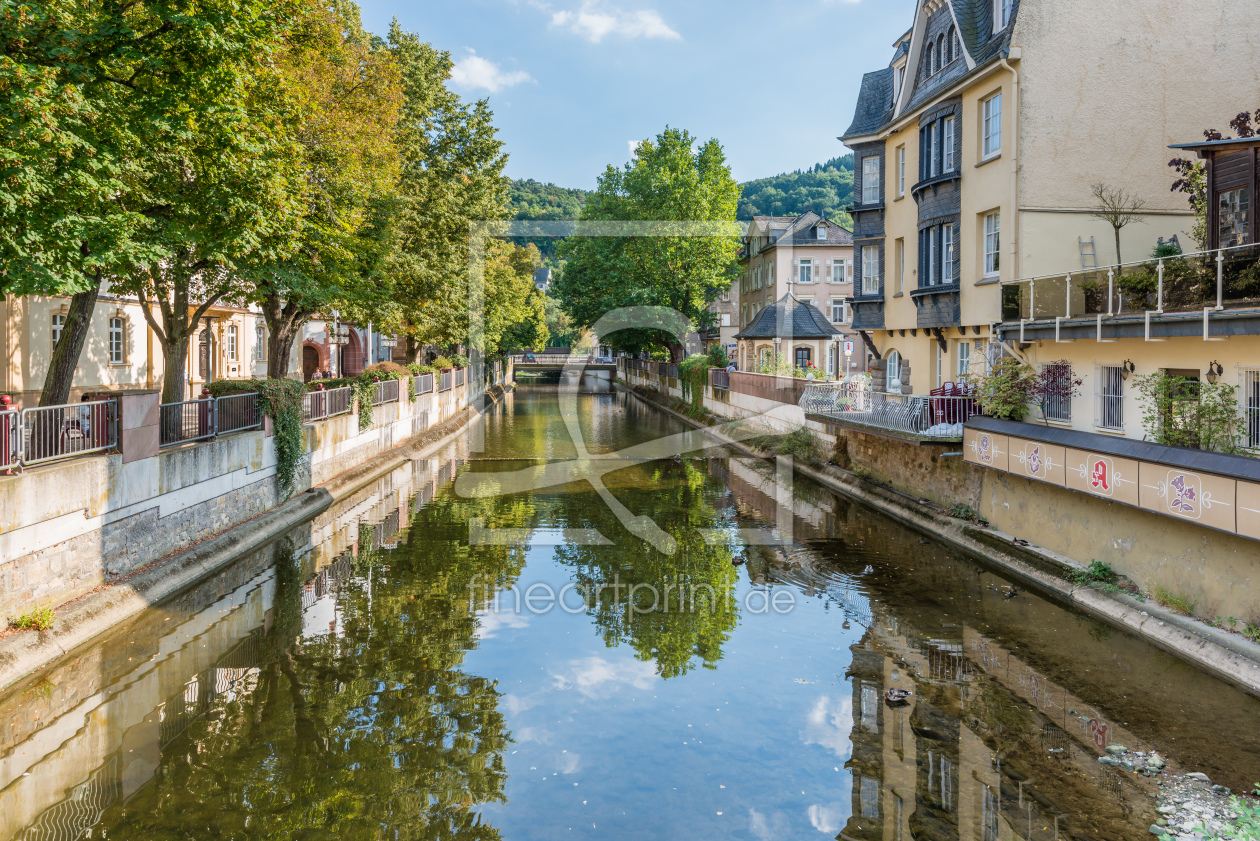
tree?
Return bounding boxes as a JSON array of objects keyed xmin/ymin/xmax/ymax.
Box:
[
  {"xmin": 543, "ymin": 295, "xmax": 577, "ymax": 348},
  {"xmin": 554, "ymin": 126, "xmax": 741, "ymax": 362},
  {"xmin": 1030, "ymin": 361, "xmax": 1083, "ymax": 426},
  {"xmin": 1, "ymin": 0, "xmax": 299, "ymax": 405},
  {"xmin": 244, "ymin": 0, "xmax": 405, "ymax": 379},
  {"xmin": 385, "ymin": 26, "xmax": 508, "ymax": 360},
  {"xmin": 487, "ymin": 242, "xmax": 549, "ymax": 354},
  {"xmin": 1090, "ymin": 182, "xmax": 1148, "ymax": 266},
  {"xmin": 737, "ymin": 154, "xmax": 855, "ymax": 223}
]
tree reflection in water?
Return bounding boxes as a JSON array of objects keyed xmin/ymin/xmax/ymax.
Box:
[{"xmin": 96, "ymin": 489, "xmax": 534, "ymax": 840}]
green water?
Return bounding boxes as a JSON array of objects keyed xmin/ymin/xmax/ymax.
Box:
[{"xmin": 3, "ymin": 387, "xmax": 1259, "ymax": 841}]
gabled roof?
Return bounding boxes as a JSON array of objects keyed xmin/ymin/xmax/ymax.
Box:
[
  {"xmin": 842, "ymin": 68, "xmax": 896, "ymax": 140},
  {"xmin": 746, "ymin": 212, "xmax": 855, "ymax": 248},
  {"xmin": 734, "ymin": 293, "xmax": 843, "ymax": 340}
]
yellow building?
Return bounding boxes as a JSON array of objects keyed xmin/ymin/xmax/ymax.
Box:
[{"xmin": 840, "ymin": 0, "xmax": 1260, "ymax": 419}]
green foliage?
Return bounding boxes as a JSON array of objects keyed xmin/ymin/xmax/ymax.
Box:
[
  {"xmin": 1153, "ymin": 586, "xmax": 1199, "ymax": 616},
  {"xmin": 1194, "ymin": 790, "xmax": 1260, "ymax": 840},
  {"xmin": 949, "ymin": 504, "xmax": 977, "ymax": 520},
  {"xmin": 1070, "ymin": 560, "xmax": 1120, "ymax": 592},
  {"xmin": 738, "ymin": 155, "xmax": 854, "ymax": 224},
  {"xmin": 678, "ymin": 354, "xmax": 710, "ymax": 410},
  {"xmin": 505, "ymin": 178, "xmax": 589, "ymax": 265},
  {"xmin": 1132, "ymin": 370, "xmax": 1243, "ymax": 453},
  {"xmin": 964, "ymin": 357, "xmax": 1035, "ymax": 421},
  {"xmin": 555, "ymin": 126, "xmax": 742, "ymax": 360},
  {"xmin": 11, "ymin": 606, "xmax": 56, "ymax": 631},
  {"xmin": 706, "ymin": 344, "xmax": 729, "ymax": 369},
  {"xmin": 208, "ymin": 378, "xmax": 306, "ymax": 496},
  {"xmin": 747, "ymin": 428, "xmax": 827, "ymax": 467}
]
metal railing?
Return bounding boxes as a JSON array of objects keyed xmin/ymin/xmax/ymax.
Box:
[
  {"xmin": 710, "ymin": 368, "xmax": 731, "ymax": 390},
  {"xmin": 372, "ymin": 378, "xmax": 400, "ymax": 406},
  {"xmin": 1243, "ymin": 367, "xmax": 1260, "ymax": 451},
  {"xmin": 455, "ymin": 368, "xmax": 465, "ymax": 387},
  {"xmin": 215, "ymin": 392, "xmax": 262, "ymax": 435},
  {"xmin": 800, "ymin": 383, "xmax": 980, "ymax": 439},
  {"xmin": 439, "ymin": 370, "xmax": 452, "ymax": 392},
  {"xmin": 415, "ymin": 372, "xmax": 434, "ymax": 395},
  {"xmin": 160, "ymin": 398, "xmax": 216, "ymax": 447},
  {"xmin": 20, "ymin": 399, "xmax": 119, "ymax": 465},
  {"xmin": 1000, "ymin": 240, "xmax": 1260, "ymax": 326},
  {"xmin": 1, "ymin": 410, "xmax": 17, "ymax": 471},
  {"xmin": 302, "ymin": 386, "xmax": 353, "ymax": 423}
]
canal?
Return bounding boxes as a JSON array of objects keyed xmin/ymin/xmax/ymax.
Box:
[{"xmin": 2, "ymin": 386, "xmax": 1258, "ymax": 840}]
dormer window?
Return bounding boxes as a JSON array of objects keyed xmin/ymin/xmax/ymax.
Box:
[
  {"xmin": 995, "ymin": 0, "xmax": 1013, "ymax": 31},
  {"xmin": 948, "ymin": 26, "xmax": 958, "ymax": 62},
  {"xmin": 817, "ymin": 226, "xmax": 827, "ymax": 241}
]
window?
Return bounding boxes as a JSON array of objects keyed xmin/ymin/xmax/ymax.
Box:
[
  {"xmin": 829, "ymin": 344, "xmax": 838, "ymax": 376},
  {"xmin": 947, "ymin": 27, "xmax": 957, "ymax": 62},
  {"xmin": 1096, "ymin": 364, "xmax": 1125, "ymax": 430},
  {"xmin": 887, "ymin": 350, "xmax": 902, "ymax": 387},
  {"xmin": 862, "ymin": 157, "xmax": 881, "ymax": 205},
  {"xmin": 957, "ymin": 341, "xmax": 971, "ymax": 379},
  {"xmin": 720, "ymin": 313, "xmax": 731, "ymax": 327},
  {"xmin": 51, "ymin": 313, "xmax": 65, "ymax": 350},
  {"xmin": 1243, "ymin": 367, "xmax": 1260, "ymax": 449},
  {"xmin": 940, "ymin": 755, "xmax": 954, "ymax": 811},
  {"xmin": 860, "ymin": 775, "xmax": 880, "ymax": 819},
  {"xmin": 720, "ymin": 287, "xmax": 730, "ymax": 302},
  {"xmin": 927, "ymin": 227, "xmax": 939, "ymax": 286},
  {"xmin": 1219, "ymin": 188, "xmax": 1251, "ymax": 247},
  {"xmin": 108, "ymin": 317, "xmax": 124, "ymax": 364},
  {"xmin": 984, "ymin": 212, "xmax": 1001, "ymax": 277},
  {"xmin": 995, "ymin": 0, "xmax": 1013, "ymax": 30},
  {"xmin": 897, "ymin": 146, "xmax": 906, "ymax": 196},
  {"xmin": 936, "ymin": 343, "xmax": 944, "ymax": 388},
  {"xmin": 982, "ymin": 785, "xmax": 1000, "ymax": 841},
  {"xmin": 861, "ymin": 245, "xmax": 881, "ymax": 295},
  {"xmin": 896, "ymin": 239, "xmax": 905, "ymax": 294},
  {"xmin": 255, "ymin": 323, "xmax": 266, "ymax": 361},
  {"xmin": 1042, "ymin": 361, "xmax": 1073, "ymax": 421},
  {"xmin": 830, "ymin": 298, "xmax": 848, "ymax": 323},
  {"xmin": 983, "ymin": 93, "xmax": 1002, "ymax": 158},
  {"xmin": 943, "ymin": 117, "xmax": 955, "ymax": 172},
  {"xmin": 798, "ymin": 259, "xmax": 813, "ymax": 285},
  {"xmin": 942, "ymin": 223, "xmax": 955, "ymax": 284},
  {"xmin": 830, "ymin": 259, "xmax": 851, "ymax": 284},
  {"xmin": 227, "ymin": 324, "xmax": 238, "ymax": 361},
  {"xmin": 929, "ymin": 41, "xmax": 938, "ymax": 75},
  {"xmin": 860, "ymin": 682, "xmax": 880, "ymax": 732},
  {"xmin": 795, "ymin": 347, "xmax": 811, "ymax": 369},
  {"xmin": 925, "ymin": 123, "xmax": 937, "ymax": 178},
  {"xmin": 817, "ymin": 225, "xmax": 827, "ymax": 241},
  {"xmin": 936, "ymin": 35, "xmax": 945, "ymax": 69}
]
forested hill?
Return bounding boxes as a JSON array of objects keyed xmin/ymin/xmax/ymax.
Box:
[
  {"xmin": 506, "ymin": 178, "xmax": 590, "ymax": 221},
  {"xmin": 737, "ymin": 154, "xmax": 855, "ymax": 225}
]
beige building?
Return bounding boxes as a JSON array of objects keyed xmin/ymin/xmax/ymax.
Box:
[
  {"xmin": 0, "ymin": 286, "xmax": 285, "ymax": 407},
  {"xmin": 840, "ymin": 0, "xmax": 1260, "ymax": 416},
  {"xmin": 736, "ymin": 212, "xmax": 862, "ymax": 375}
]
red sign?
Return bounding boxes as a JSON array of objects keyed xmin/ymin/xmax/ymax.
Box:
[
  {"xmin": 1090, "ymin": 459, "xmax": 1110, "ymax": 492},
  {"xmin": 1090, "ymin": 719, "xmax": 1109, "ymax": 749}
]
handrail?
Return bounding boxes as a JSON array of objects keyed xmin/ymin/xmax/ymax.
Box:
[
  {"xmin": 1, "ymin": 409, "xmax": 20, "ymax": 470},
  {"xmin": 415, "ymin": 372, "xmax": 434, "ymax": 395},
  {"xmin": 160, "ymin": 398, "xmax": 215, "ymax": 448},
  {"xmin": 800, "ymin": 383, "xmax": 979, "ymax": 439},
  {"xmin": 371, "ymin": 379, "xmax": 400, "ymax": 406},
  {"xmin": 215, "ymin": 392, "xmax": 262, "ymax": 435},
  {"xmin": 21, "ymin": 399, "xmax": 119, "ymax": 465}
]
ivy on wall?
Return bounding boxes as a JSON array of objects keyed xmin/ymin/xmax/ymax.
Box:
[{"xmin": 208, "ymin": 378, "xmax": 306, "ymax": 497}]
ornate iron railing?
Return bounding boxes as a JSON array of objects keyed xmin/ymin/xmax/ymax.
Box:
[{"xmin": 800, "ymin": 383, "xmax": 979, "ymax": 439}]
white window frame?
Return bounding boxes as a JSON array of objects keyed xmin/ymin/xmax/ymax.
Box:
[
  {"xmin": 995, "ymin": 0, "xmax": 1013, "ymax": 30},
  {"xmin": 227, "ymin": 324, "xmax": 238, "ymax": 362},
  {"xmin": 897, "ymin": 146, "xmax": 906, "ymax": 197},
  {"xmin": 862, "ymin": 156, "xmax": 881, "ymax": 205},
  {"xmin": 51, "ymin": 313, "xmax": 65, "ymax": 350},
  {"xmin": 798, "ymin": 259, "xmax": 813, "ymax": 285},
  {"xmin": 936, "ymin": 343, "xmax": 944, "ymax": 389},
  {"xmin": 1242, "ymin": 367, "xmax": 1260, "ymax": 450},
  {"xmin": 1095, "ymin": 364, "xmax": 1125, "ymax": 431},
  {"xmin": 897, "ymin": 238, "xmax": 905, "ymax": 294},
  {"xmin": 926, "ymin": 124, "xmax": 937, "ymax": 178},
  {"xmin": 831, "ymin": 258, "xmax": 850, "ymax": 284},
  {"xmin": 255, "ymin": 323, "xmax": 267, "ymax": 362},
  {"xmin": 983, "ymin": 93, "xmax": 1002, "ymax": 159},
  {"xmin": 887, "ymin": 350, "xmax": 902, "ymax": 387},
  {"xmin": 942, "ymin": 223, "xmax": 955, "ymax": 284},
  {"xmin": 983, "ymin": 212, "xmax": 1001, "ymax": 278},
  {"xmin": 720, "ymin": 313, "xmax": 731, "ymax": 327},
  {"xmin": 830, "ymin": 298, "xmax": 845, "ymax": 323},
  {"xmin": 816, "ymin": 225, "xmax": 827, "ymax": 241},
  {"xmin": 1042, "ymin": 361, "xmax": 1073, "ymax": 422},
  {"xmin": 957, "ymin": 341, "xmax": 971, "ymax": 379},
  {"xmin": 943, "ymin": 116, "xmax": 955, "ymax": 172},
  {"xmin": 861, "ymin": 245, "xmax": 880, "ymax": 295},
  {"xmin": 927, "ymin": 227, "xmax": 939, "ymax": 286},
  {"xmin": 108, "ymin": 317, "xmax": 124, "ymax": 365}
]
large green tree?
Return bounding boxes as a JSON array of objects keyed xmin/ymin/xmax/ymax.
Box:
[
  {"xmin": 1, "ymin": 0, "xmax": 300, "ymax": 405},
  {"xmin": 554, "ymin": 127, "xmax": 741, "ymax": 362}
]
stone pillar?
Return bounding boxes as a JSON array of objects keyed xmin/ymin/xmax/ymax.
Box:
[
  {"xmin": 869, "ymin": 359, "xmax": 887, "ymax": 393},
  {"xmin": 899, "ymin": 362, "xmax": 913, "ymax": 395},
  {"xmin": 119, "ymin": 390, "xmax": 160, "ymax": 464}
]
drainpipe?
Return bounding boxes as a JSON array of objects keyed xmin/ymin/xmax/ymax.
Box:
[{"xmin": 999, "ymin": 53, "xmax": 1021, "ymax": 282}]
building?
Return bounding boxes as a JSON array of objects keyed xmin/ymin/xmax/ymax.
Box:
[
  {"xmin": 533, "ymin": 267, "xmax": 552, "ymax": 294},
  {"xmin": 736, "ymin": 212, "xmax": 861, "ymax": 374},
  {"xmin": 0, "ymin": 286, "xmax": 282, "ymax": 406},
  {"xmin": 840, "ymin": 0, "xmax": 1260, "ymax": 404},
  {"xmin": 734, "ymin": 292, "xmax": 843, "ymax": 375},
  {"xmin": 701, "ymin": 277, "xmax": 737, "ymax": 358}
]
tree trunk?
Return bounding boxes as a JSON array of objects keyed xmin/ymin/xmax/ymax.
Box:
[
  {"xmin": 267, "ymin": 325, "xmax": 298, "ymax": 380},
  {"xmin": 161, "ymin": 332, "xmax": 191, "ymax": 404},
  {"xmin": 664, "ymin": 339, "xmax": 686, "ymax": 364},
  {"xmin": 405, "ymin": 334, "xmax": 419, "ymax": 365},
  {"xmin": 1113, "ymin": 225, "xmax": 1123, "ymax": 267},
  {"xmin": 38, "ymin": 275, "xmax": 101, "ymax": 406}
]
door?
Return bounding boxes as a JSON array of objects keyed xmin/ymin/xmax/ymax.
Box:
[
  {"xmin": 198, "ymin": 329, "xmax": 212, "ymax": 382},
  {"xmin": 303, "ymin": 346, "xmax": 320, "ymax": 381}
]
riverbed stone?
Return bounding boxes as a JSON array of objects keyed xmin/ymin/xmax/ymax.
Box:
[
  {"xmin": 1107, "ymin": 744, "xmax": 1129, "ymax": 755},
  {"xmin": 1150, "ymin": 826, "xmax": 1169, "ymax": 836},
  {"xmin": 1186, "ymin": 772, "xmax": 1212, "ymax": 783}
]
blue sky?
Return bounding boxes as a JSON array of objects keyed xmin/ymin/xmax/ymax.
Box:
[{"xmin": 355, "ymin": 0, "xmax": 916, "ymax": 189}]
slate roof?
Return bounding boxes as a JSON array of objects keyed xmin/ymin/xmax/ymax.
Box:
[
  {"xmin": 747, "ymin": 212, "xmax": 854, "ymax": 249},
  {"xmin": 734, "ymin": 293, "xmax": 843, "ymax": 340},
  {"xmin": 842, "ymin": 68, "xmax": 896, "ymax": 139}
]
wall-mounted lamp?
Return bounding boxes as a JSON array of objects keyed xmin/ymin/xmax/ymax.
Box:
[
  {"xmin": 1207, "ymin": 361, "xmax": 1224, "ymax": 384},
  {"xmin": 1121, "ymin": 360, "xmax": 1137, "ymax": 379}
]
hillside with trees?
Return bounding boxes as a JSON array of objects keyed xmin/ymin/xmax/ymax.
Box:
[{"xmin": 737, "ymin": 154, "xmax": 855, "ymax": 225}]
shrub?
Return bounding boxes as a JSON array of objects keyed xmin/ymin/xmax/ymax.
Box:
[
  {"xmin": 432, "ymin": 356, "xmax": 453, "ymax": 370},
  {"xmin": 364, "ymin": 361, "xmax": 410, "ymax": 378},
  {"xmin": 12, "ymin": 606, "xmax": 55, "ymax": 631},
  {"xmin": 1132, "ymin": 369, "xmax": 1243, "ymax": 453},
  {"xmin": 1153, "ymin": 586, "xmax": 1198, "ymax": 616},
  {"xmin": 1070, "ymin": 559, "xmax": 1119, "ymax": 590},
  {"xmin": 451, "ymin": 353, "xmax": 470, "ymax": 369},
  {"xmin": 963, "ymin": 357, "xmax": 1035, "ymax": 421},
  {"xmin": 678, "ymin": 354, "xmax": 710, "ymax": 410}
]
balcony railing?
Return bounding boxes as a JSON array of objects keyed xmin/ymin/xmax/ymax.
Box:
[
  {"xmin": 17, "ymin": 400, "xmax": 119, "ymax": 466},
  {"xmin": 800, "ymin": 382, "xmax": 980, "ymax": 439},
  {"xmin": 1000, "ymin": 241, "xmax": 1260, "ymax": 331}
]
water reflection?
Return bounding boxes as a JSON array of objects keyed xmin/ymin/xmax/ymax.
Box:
[{"xmin": 3, "ymin": 388, "xmax": 1259, "ymax": 841}]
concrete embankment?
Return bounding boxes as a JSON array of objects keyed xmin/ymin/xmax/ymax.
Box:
[
  {"xmin": 0, "ymin": 390, "xmax": 502, "ymax": 691},
  {"xmin": 619, "ymin": 382, "xmax": 1260, "ymax": 700}
]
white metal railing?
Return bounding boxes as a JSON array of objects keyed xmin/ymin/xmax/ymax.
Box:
[
  {"xmin": 372, "ymin": 379, "xmax": 400, "ymax": 406},
  {"xmin": 21, "ymin": 399, "xmax": 119, "ymax": 465},
  {"xmin": 455, "ymin": 368, "xmax": 466, "ymax": 387},
  {"xmin": 439, "ymin": 370, "xmax": 452, "ymax": 392},
  {"xmin": 160, "ymin": 398, "xmax": 216, "ymax": 447},
  {"xmin": 1, "ymin": 410, "xmax": 17, "ymax": 470},
  {"xmin": 415, "ymin": 372, "xmax": 434, "ymax": 395},
  {"xmin": 1000, "ymin": 240, "xmax": 1260, "ymax": 328},
  {"xmin": 800, "ymin": 383, "xmax": 979, "ymax": 438},
  {"xmin": 215, "ymin": 392, "xmax": 262, "ymax": 435}
]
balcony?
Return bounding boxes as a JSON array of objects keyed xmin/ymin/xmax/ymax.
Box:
[
  {"xmin": 799, "ymin": 382, "xmax": 981, "ymax": 442},
  {"xmin": 999, "ymin": 241, "xmax": 1260, "ymax": 342}
]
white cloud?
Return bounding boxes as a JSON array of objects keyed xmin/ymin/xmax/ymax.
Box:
[
  {"xmin": 552, "ymin": 656, "xmax": 658, "ymax": 698},
  {"xmin": 450, "ymin": 50, "xmax": 534, "ymax": 93},
  {"xmin": 550, "ymin": 1, "xmax": 681, "ymax": 43},
  {"xmin": 628, "ymin": 139, "xmax": 643, "ymax": 158},
  {"xmin": 807, "ymin": 803, "xmax": 847, "ymax": 834},
  {"xmin": 475, "ymin": 608, "xmax": 531, "ymax": 639},
  {"xmin": 799, "ymin": 695, "xmax": 854, "ymax": 758},
  {"xmin": 748, "ymin": 807, "xmax": 793, "ymax": 841}
]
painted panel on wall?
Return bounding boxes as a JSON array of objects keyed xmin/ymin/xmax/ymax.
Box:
[
  {"xmin": 1064, "ymin": 448, "xmax": 1140, "ymax": 507},
  {"xmin": 964, "ymin": 428, "xmax": 1008, "ymax": 472},
  {"xmin": 1238, "ymin": 481, "xmax": 1260, "ymax": 541},
  {"xmin": 1138, "ymin": 464, "xmax": 1236, "ymax": 534},
  {"xmin": 1008, "ymin": 438, "xmax": 1066, "ymax": 487}
]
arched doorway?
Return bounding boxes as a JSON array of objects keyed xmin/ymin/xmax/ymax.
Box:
[
  {"xmin": 343, "ymin": 329, "xmax": 364, "ymax": 376},
  {"xmin": 302, "ymin": 345, "xmax": 320, "ymax": 381}
]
